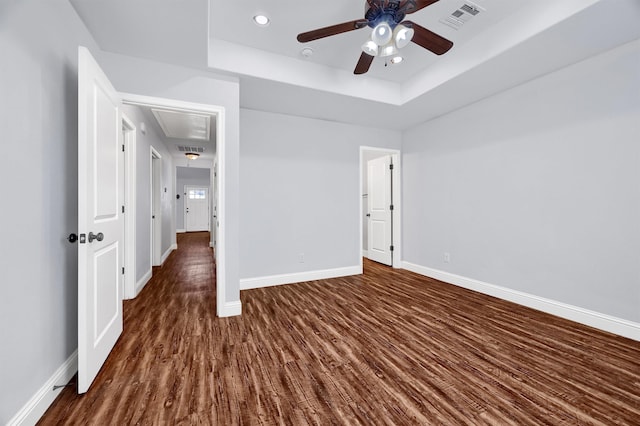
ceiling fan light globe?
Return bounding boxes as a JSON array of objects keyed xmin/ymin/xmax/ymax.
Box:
[
  {"xmin": 361, "ymin": 40, "xmax": 379, "ymax": 56},
  {"xmin": 372, "ymin": 22, "xmax": 393, "ymax": 46},
  {"xmin": 394, "ymin": 25, "xmax": 414, "ymax": 49},
  {"xmin": 380, "ymin": 42, "xmax": 398, "ymax": 57}
]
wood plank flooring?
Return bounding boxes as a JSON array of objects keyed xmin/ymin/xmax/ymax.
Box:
[{"xmin": 39, "ymin": 232, "xmax": 640, "ymax": 425}]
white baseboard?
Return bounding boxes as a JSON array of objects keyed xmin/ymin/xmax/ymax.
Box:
[
  {"xmin": 218, "ymin": 300, "xmax": 242, "ymax": 317},
  {"xmin": 176, "ymin": 229, "xmax": 186, "ymax": 233},
  {"xmin": 402, "ymin": 261, "xmax": 640, "ymax": 342},
  {"xmin": 160, "ymin": 244, "xmax": 176, "ymax": 264},
  {"xmin": 135, "ymin": 269, "xmax": 152, "ymax": 297},
  {"xmin": 240, "ymin": 265, "xmax": 362, "ymax": 291},
  {"xmin": 7, "ymin": 350, "xmax": 78, "ymax": 426}
]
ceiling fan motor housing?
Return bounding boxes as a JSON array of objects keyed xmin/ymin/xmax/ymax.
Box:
[{"xmin": 365, "ymin": 0, "xmax": 408, "ymax": 30}]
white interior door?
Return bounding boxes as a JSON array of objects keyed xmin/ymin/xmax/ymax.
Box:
[
  {"xmin": 185, "ymin": 186, "xmax": 210, "ymax": 232},
  {"xmin": 367, "ymin": 156, "xmax": 393, "ymax": 266},
  {"xmin": 151, "ymin": 150, "xmax": 162, "ymax": 266},
  {"xmin": 77, "ymin": 46, "xmax": 123, "ymax": 394}
]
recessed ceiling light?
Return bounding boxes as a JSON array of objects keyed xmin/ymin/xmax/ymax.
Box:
[
  {"xmin": 300, "ymin": 47, "xmax": 314, "ymax": 58},
  {"xmin": 390, "ymin": 56, "xmax": 403, "ymax": 64},
  {"xmin": 253, "ymin": 14, "xmax": 270, "ymax": 27}
]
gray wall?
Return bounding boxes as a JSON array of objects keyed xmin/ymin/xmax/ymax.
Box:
[
  {"xmin": 176, "ymin": 166, "xmax": 211, "ymax": 231},
  {"xmin": 402, "ymin": 39, "xmax": 640, "ymax": 323},
  {"xmin": 121, "ymin": 104, "xmax": 174, "ymax": 280},
  {"xmin": 239, "ymin": 109, "xmax": 402, "ymax": 279},
  {"xmin": 0, "ymin": 0, "xmax": 100, "ymax": 421}
]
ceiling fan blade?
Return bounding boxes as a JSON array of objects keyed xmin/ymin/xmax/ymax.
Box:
[
  {"xmin": 354, "ymin": 52, "xmax": 375, "ymax": 75},
  {"xmin": 403, "ymin": 20, "xmax": 453, "ymax": 55},
  {"xmin": 402, "ymin": 0, "xmax": 439, "ymax": 14},
  {"xmin": 297, "ymin": 20, "xmax": 369, "ymax": 43}
]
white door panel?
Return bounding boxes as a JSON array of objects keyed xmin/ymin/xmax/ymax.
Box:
[
  {"xmin": 367, "ymin": 156, "xmax": 392, "ymax": 266},
  {"xmin": 78, "ymin": 46, "xmax": 123, "ymax": 394}
]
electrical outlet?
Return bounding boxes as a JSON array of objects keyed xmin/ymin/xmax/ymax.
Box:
[
  {"xmin": 444, "ymin": 252, "xmax": 450, "ymax": 263},
  {"xmin": 299, "ymin": 253, "xmax": 305, "ymax": 263}
]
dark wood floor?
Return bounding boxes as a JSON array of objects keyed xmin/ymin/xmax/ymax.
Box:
[{"xmin": 40, "ymin": 232, "xmax": 640, "ymax": 425}]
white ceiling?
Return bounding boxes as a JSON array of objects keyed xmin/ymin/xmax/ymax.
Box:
[
  {"xmin": 210, "ymin": 0, "xmax": 524, "ymax": 83},
  {"xmin": 130, "ymin": 104, "xmax": 217, "ymax": 161},
  {"xmin": 70, "ymin": 0, "xmax": 640, "ymax": 130}
]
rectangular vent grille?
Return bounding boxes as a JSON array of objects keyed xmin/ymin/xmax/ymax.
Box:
[
  {"xmin": 177, "ymin": 146, "xmax": 205, "ymax": 153},
  {"xmin": 441, "ymin": 3, "xmax": 483, "ymax": 30},
  {"xmin": 461, "ymin": 4, "xmax": 480, "ymax": 16}
]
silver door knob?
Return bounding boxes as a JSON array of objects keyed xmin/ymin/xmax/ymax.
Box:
[{"xmin": 88, "ymin": 232, "xmax": 104, "ymax": 243}]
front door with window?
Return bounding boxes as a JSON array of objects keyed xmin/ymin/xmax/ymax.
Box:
[{"xmin": 185, "ymin": 186, "xmax": 209, "ymax": 232}]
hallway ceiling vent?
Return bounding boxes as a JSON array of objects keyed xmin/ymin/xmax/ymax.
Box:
[
  {"xmin": 441, "ymin": 3, "xmax": 484, "ymax": 30},
  {"xmin": 176, "ymin": 145, "xmax": 205, "ymax": 153}
]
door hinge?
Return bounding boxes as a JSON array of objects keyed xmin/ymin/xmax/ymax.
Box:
[
  {"xmin": 122, "ymin": 144, "xmax": 125, "ymax": 152},
  {"xmin": 390, "ymin": 204, "xmax": 394, "ymax": 211},
  {"xmin": 389, "ymin": 164, "xmax": 394, "ymax": 170},
  {"xmin": 122, "ymin": 267, "xmax": 125, "ymax": 275},
  {"xmin": 390, "ymin": 245, "xmax": 394, "ymax": 251},
  {"xmin": 122, "ymin": 205, "xmax": 125, "ymax": 213}
]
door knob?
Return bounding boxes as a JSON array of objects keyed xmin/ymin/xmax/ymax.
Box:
[
  {"xmin": 67, "ymin": 233, "xmax": 78, "ymax": 243},
  {"xmin": 88, "ymin": 232, "xmax": 104, "ymax": 243},
  {"xmin": 366, "ymin": 213, "xmax": 371, "ymax": 217}
]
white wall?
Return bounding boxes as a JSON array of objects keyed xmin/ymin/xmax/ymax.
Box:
[
  {"xmin": 176, "ymin": 166, "xmax": 211, "ymax": 231},
  {"xmin": 239, "ymin": 109, "xmax": 401, "ymax": 281},
  {"xmin": 121, "ymin": 104, "xmax": 174, "ymax": 280},
  {"xmin": 402, "ymin": 39, "xmax": 640, "ymax": 324},
  {"xmin": 0, "ymin": 0, "xmax": 101, "ymax": 422}
]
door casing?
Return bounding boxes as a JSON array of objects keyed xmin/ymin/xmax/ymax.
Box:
[{"xmin": 121, "ymin": 93, "xmax": 229, "ymax": 317}]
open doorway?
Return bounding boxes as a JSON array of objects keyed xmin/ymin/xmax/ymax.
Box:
[
  {"xmin": 176, "ymin": 167, "xmax": 212, "ymax": 234},
  {"xmin": 120, "ymin": 93, "xmax": 230, "ymax": 317},
  {"xmin": 360, "ymin": 147, "xmax": 402, "ymax": 269}
]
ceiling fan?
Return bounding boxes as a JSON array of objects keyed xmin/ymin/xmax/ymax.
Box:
[{"xmin": 297, "ymin": 0, "xmax": 453, "ymax": 75}]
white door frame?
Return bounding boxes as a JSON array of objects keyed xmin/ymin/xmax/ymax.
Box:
[
  {"xmin": 359, "ymin": 146, "xmax": 402, "ymax": 270},
  {"xmin": 151, "ymin": 147, "xmax": 162, "ymax": 266},
  {"xmin": 211, "ymin": 159, "xmax": 217, "ymax": 249},
  {"xmin": 122, "ymin": 114, "xmax": 137, "ymax": 299},
  {"xmin": 121, "ymin": 93, "xmax": 228, "ymax": 317}
]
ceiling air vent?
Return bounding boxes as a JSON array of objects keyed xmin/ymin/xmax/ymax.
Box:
[
  {"xmin": 441, "ymin": 2, "xmax": 484, "ymax": 30},
  {"xmin": 176, "ymin": 146, "xmax": 205, "ymax": 153}
]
